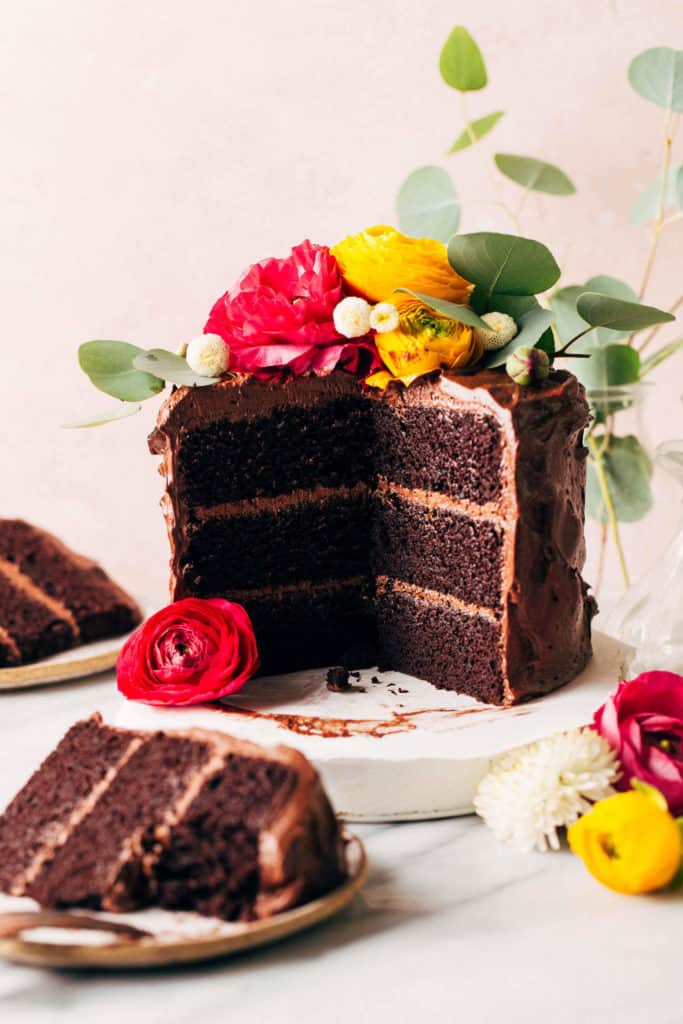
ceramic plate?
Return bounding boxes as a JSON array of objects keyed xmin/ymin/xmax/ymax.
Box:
[{"xmin": 0, "ymin": 834, "xmax": 366, "ymax": 970}]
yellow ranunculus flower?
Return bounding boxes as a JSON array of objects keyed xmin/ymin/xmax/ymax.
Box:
[
  {"xmin": 568, "ymin": 789, "xmax": 682, "ymax": 895},
  {"xmin": 365, "ymin": 294, "xmax": 483, "ymax": 389},
  {"xmin": 331, "ymin": 225, "xmax": 472, "ymax": 304}
]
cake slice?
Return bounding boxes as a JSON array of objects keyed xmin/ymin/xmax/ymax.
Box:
[
  {"xmin": 0, "ymin": 714, "xmax": 345, "ymax": 920},
  {"xmin": 0, "ymin": 519, "xmax": 142, "ymax": 644},
  {"xmin": 0, "ymin": 559, "xmax": 78, "ymax": 665}
]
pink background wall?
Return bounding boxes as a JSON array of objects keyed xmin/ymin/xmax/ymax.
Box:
[{"xmin": 2, "ymin": 0, "xmax": 681, "ymax": 603}]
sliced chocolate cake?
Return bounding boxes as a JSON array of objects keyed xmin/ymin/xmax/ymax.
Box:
[
  {"xmin": 0, "ymin": 714, "xmax": 345, "ymax": 919},
  {"xmin": 150, "ymin": 368, "xmax": 595, "ymax": 706},
  {"xmin": 0, "ymin": 520, "xmax": 142, "ymax": 667}
]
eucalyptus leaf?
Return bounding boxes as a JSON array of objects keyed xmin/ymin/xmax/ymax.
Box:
[
  {"xmin": 62, "ymin": 403, "xmax": 142, "ymax": 429},
  {"xmin": 586, "ymin": 435, "xmax": 653, "ymax": 524},
  {"xmin": 576, "ymin": 292, "xmax": 674, "ymax": 333},
  {"xmin": 640, "ymin": 336, "xmax": 683, "ymax": 376},
  {"xmin": 551, "ymin": 277, "xmax": 637, "ymax": 348},
  {"xmin": 628, "ymin": 47, "xmax": 683, "ymax": 112},
  {"xmin": 550, "ymin": 285, "xmax": 585, "ymax": 344},
  {"xmin": 396, "ymin": 289, "xmax": 489, "ymax": 330},
  {"xmin": 629, "ymin": 163, "xmax": 683, "ymax": 224},
  {"xmin": 481, "ymin": 306, "xmax": 554, "ymax": 369},
  {"xmin": 493, "ymin": 154, "xmax": 575, "ymax": 195},
  {"xmin": 572, "ymin": 342, "xmax": 641, "ymax": 390},
  {"xmin": 132, "ymin": 349, "xmax": 221, "ymax": 387},
  {"xmin": 397, "ymin": 166, "xmax": 460, "ymax": 243},
  {"xmin": 448, "ymin": 233, "xmax": 561, "ymax": 306},
  {"xmin": 439, "ymin": 26, "xmax": 487, "ymax": 92},
  {"xmin": 535, "ymin": 328, "xmax": 555, "ymax": 358},
  {"xmin": 78, "ymin": 340, "xmax": 165, "ymax": 402},
  {"xmin": 449, "ymin": 111, "xmax": 504, "ymax": 153}
]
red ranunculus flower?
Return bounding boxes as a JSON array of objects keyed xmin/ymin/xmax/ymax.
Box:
[
  {"xmin": 204, "ymin": 239, "xmax": 375, "ymax": 378},
  {"xmin": 117, "ymin": 598, "xmax": 259, "ymax": 706},
  {"xmin": 593, "ymin": 671, "xmax": 683, "ymax": 814}
]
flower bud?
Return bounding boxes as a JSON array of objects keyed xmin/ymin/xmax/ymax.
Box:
[{"xmin": 506, "ymin": 345, "xmax": 550, "ymax": 386}]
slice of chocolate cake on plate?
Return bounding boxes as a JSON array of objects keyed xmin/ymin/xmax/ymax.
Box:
[{"xmin": 0, "ymin": 714, "xmax": 345, "ymax": 920}]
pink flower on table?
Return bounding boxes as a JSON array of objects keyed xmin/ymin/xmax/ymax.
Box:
[
  {"xmin": 205, "ymin": 240, "xmax": 376, "ymax": 378},
  {"xmin": 593, "ymin": 670, "xmax": 683, "ymax": 814}
]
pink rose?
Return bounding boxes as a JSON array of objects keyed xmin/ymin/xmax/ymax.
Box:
[
  {"xmin": 593, "ymin": 671, "xmax": 683, "ymax": 814},
  {"xmin": 117, "ymin": 598, "xmax": 259, "ymax": 706},
  {"xmin": 204, "ymin": 240, "xmax": 375, "ymax": 378}
]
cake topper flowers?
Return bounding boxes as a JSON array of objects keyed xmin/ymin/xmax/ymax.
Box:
[{"xmin": 117, "ymin": 597, "xmax": 259, "ymax": 706}]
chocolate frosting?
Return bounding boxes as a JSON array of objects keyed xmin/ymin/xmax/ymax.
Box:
[{"xmin": 150, "ymin": 368, "xmax": 596, "ymax": 705}]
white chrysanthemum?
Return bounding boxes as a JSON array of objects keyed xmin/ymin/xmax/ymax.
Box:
[
  {"xmin": 333, "ymin": 296, "xmax": 372, "ymax": 338},
  {"xmin": 369, "ymin": 302, "xmax": 400, "ymax": 334},
  {"xmin": 185, "ymin": 333, "xmax": 229, "ymax": 377},
  {"xmin": 474, "ymin": 729, "xmax": 620, "ymax": 853},
  {"xmin": 476, "ymin": 311, "xmax": 518, "ymax": 351}
]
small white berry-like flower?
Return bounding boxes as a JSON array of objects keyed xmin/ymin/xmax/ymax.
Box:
[
  {"xmin": 474, "ymin": 728, "xmax": 620, "ymax": 853},
  {"xmin": 369, "ymin": 302, "xmax": 400, "ymax": 334},
  {"xmin": 476, "ymin": 311, "xmax": 518, "ymax": 351},
  {"xmin": 333, "ymin": 296, "xmax": 372, "ymax": 339},
  {"xmin": 185, "ymin": 333, "xmax": 229, "ymax": 377}
]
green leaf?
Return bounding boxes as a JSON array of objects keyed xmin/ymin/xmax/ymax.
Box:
[
  {"xmin": 481, "ymin": 306, "xmax": 554, "ymax": 369},
  {"xmin": 449, "ymin": 111, "xmax": 504, "ymax": 153},
  {"xmin": 62, "ymin": 403, "xmax": 142, "ymax": 429},
  {"xmin": 493, "ymin": 154, "xmax": 575, "ymax": 195},
  {"xmin": 631, "ymin": 778, "xmax": 669, "ymax": 811},
  {"xmin": 550, "ymin": 285, "xmax": 585, "ymax": 344},
  {"xmin": 573, "ymin": 343, "xmax": 641, "ymax": 389},
  {"xmin": 536, "ymin": 328, "xmax": 555, "ymax": 358},
  {"xmin": 551, "ymin": 277, "xmax": 638, "ymax": 348},
  {"xmin": 576, "ymin": 292, "xmax": 674, "ymax": 333},
  {"xmin": 396, "ymin": 290, "xmax": 489, "ymax": 330},
  {"xmin": 132, "ymin": 349, "xmax": 221, "ymax": 388},
  {"xmin": 640, "ymin": 336, "xmax": 683, "ymax": 376},
  {"xmin": 448, "ymin": 233, "xmax": 561, "ymax": 305},
  {"xmin": 439, "ymin": 26, "xmax": 487, "ymax": 92},
  {"xmin": 397, "ymin": 167, "xmax": 460, "ymax": 243},
  {"xmin": 78, "ymin": 340, "xmax": 165, "ymax": 402},
  {"xmin": 587, "ymin": 435, "xmax": 653, "ymax": 524},
  {"xmin": 630, "ymin": 163, "xmax": 683, "ymax": 224},
  {"xmin": 628, "ymin": 47, "xmax": 683, "ymax": 112}
]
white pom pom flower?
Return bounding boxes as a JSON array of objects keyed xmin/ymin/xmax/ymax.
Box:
[
  {"xmin": 474, "ymin": 728, "xmax": 620, "ymax": 853},
  {"xmin": 185, "ymin": 334, "xmax": 229, "ymax": 377},
  {"xmin": 369, "ymin": 302, "xmax": 400, "ymax": 334},
  {"xmin": 476, "ymin": 311, "xmax": 518, "ymax": 351},
  {"xmin": 333, "ymin": 297, "xmax": 372, "ymax": 339}
]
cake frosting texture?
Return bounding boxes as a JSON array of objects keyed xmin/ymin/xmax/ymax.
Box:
[{"xmin": 150, "ymin": 369, "xmax": 596, "ymax": 705}]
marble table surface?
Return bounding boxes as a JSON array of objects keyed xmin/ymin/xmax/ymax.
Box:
[{"xmin": 1, "ymin": 673, "xmax": 681, "ymax": 1024}]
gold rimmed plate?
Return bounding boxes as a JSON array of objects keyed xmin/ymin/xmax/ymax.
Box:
[{"xmin": 0, "ymin": 834, "xmax": 366, "ymax": 969}]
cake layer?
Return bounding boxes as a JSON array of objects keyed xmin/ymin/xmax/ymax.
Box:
[
  {"xmin": 233, "ymin": 579, "xmax": 377, "ymax": 676},
  {"xmin": 375, "ymin": 578, "xmax": 506, "ymax": 705},
  {"xmin": 0, "ymin": 559, "xmax": 77, "ymax": 664},
  {"xmin": 0, "ymin": 519, "xmax": 142, "ymax": 643},
  {"xmin": 373, "ymin": 486, "xmax": 507, "ymax": 611},
  {"xmin": 176, "ymin": 486, "xmax": 372, "ymax": 596},
  {"xmin": 0, "ymin": 718, "xmax": 136, "ymax": 895}
]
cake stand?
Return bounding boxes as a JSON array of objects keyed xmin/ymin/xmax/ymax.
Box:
[{"xmin": 115, "ymin": 630, "xmax": 628, "ymax": 822}]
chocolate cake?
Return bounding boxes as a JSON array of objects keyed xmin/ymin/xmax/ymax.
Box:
[
  {"xmin": 150, "ymin": 368, "xmax": 596, "ymax": 706},
  {"xmin": 0, "ymin": 520, "xmax": 142, "ymax": 667},
  {"xmin": 0, "ymin": 713, "xmax": 344, "ymax": 919}
]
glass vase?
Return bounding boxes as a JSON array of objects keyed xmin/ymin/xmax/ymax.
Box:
[
  {"xmin": 604, "ymin": 440, "xmax": 683, "ymax": 674},
  {"xmin": 583, "ymin": 383, "xmax": 679, "ymax": 616}
]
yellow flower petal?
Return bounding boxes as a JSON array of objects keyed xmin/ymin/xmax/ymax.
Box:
[
  {"xmin": 331, "ymin": 225, "xmax": 472, "ymax": 304},
  {"xmin": 568, "ymin": 790, "xmax": 682, "ymax": 895}
]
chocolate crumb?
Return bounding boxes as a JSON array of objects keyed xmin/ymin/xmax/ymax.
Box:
[
  {"xmin": 371, "ymin": 676, "xmax": 381, "ymax": 685},
  {"xmin": 326, "ymin": 666, "xmax": 365, "ymax": 694}
]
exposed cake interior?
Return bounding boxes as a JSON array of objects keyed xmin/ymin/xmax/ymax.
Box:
[{"xmin": 151, "ymin": 369, "xmax": 595, "ymax": 705}]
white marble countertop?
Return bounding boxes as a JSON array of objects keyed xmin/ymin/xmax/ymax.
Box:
[{"xmin": 1, "ymin": 674, "xmax": 681, "ymax": 1024}]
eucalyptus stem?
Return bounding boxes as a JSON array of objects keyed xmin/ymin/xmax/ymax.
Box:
[
  {"xmin": 587, "ymin": 435, "xmax": 630, "ymax": 589},
  {"xmin": 459, "ymin": 94, "xmax": 521, "ymax": 231},
  {"xmin": 638, "ymin": 292, "xmax": 683, "ymax": 354},
  {"xmin": 637, "ymin": 110, "xmax": 677, "ymax": 303}
]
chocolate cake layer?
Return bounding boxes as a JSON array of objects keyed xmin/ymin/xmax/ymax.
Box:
[
  {"xmin": 176, "ymin": 487, "xmax": 372, "ymax": 595},
  {"xmin": 0, "ymin": 519, "xmax": 142, "ymax": 643},
  {"xmin": 0, "ymin": 559, "xmax": 77, "ymax": 664},
  {"xmin": 0, "ymin": 714, "xmax": 346, "ymax": 920},
  {"xmin": 373, "ymin": 487, "xmax": 507, "ymax": 611},
  {"xmin": 151, "ymin": 369, "xmax": 596, "ymax": 705}
]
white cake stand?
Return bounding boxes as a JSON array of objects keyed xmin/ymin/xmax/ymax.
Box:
[{"xmin": 115, "ymin": 630, "xmax": 628, "ymax": 822}]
